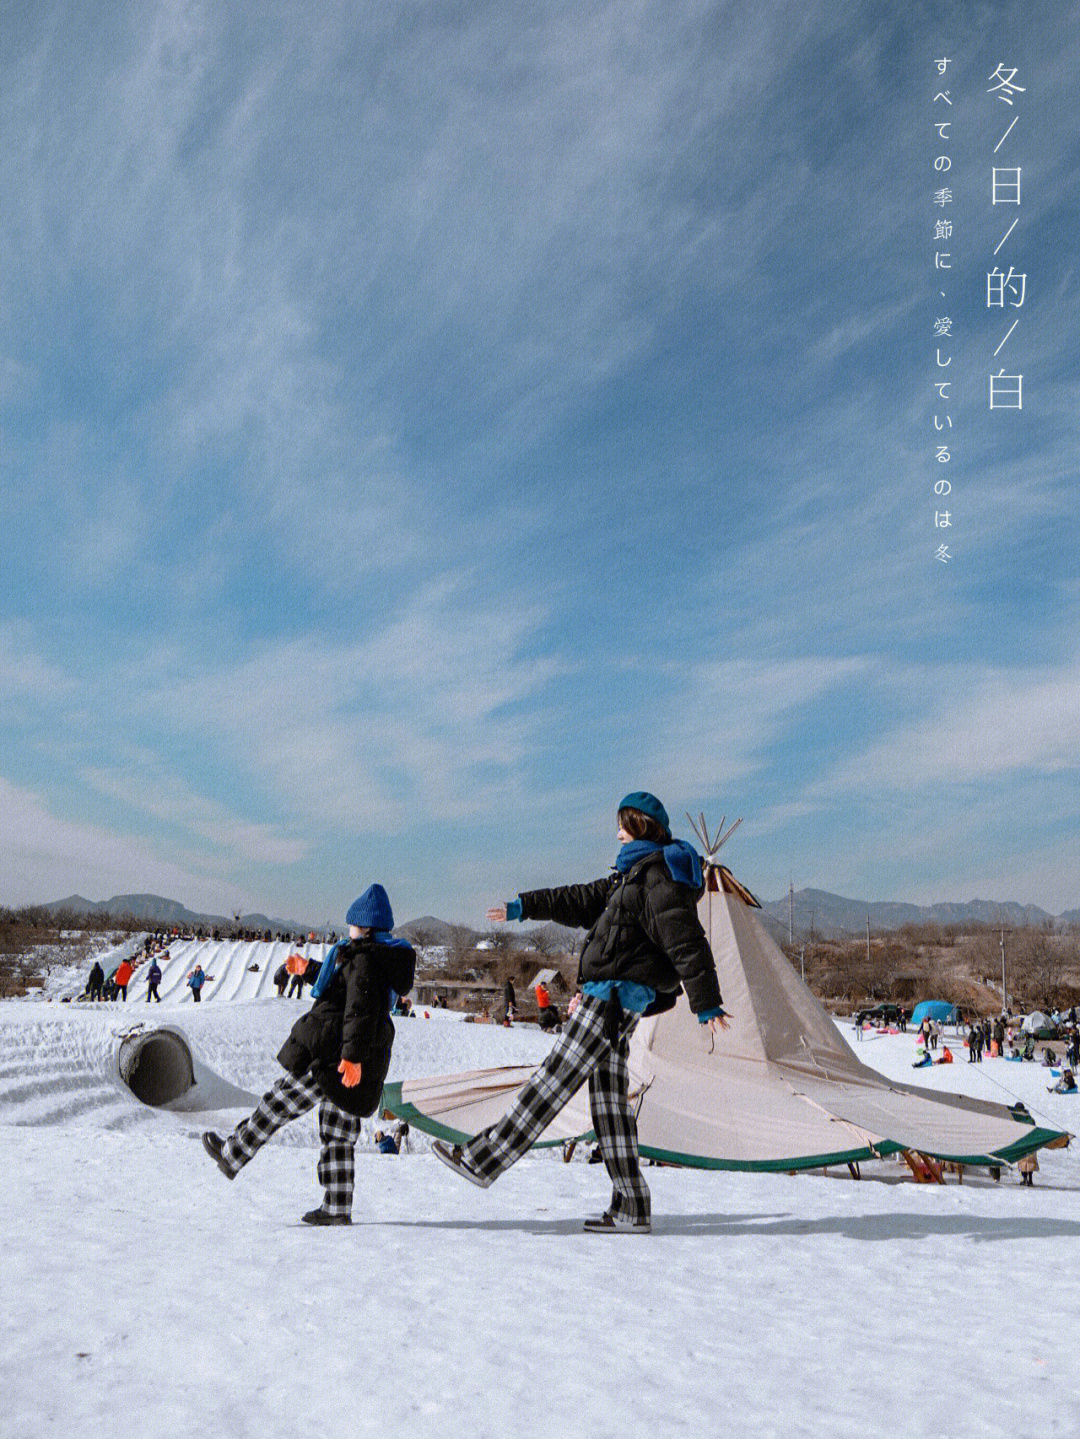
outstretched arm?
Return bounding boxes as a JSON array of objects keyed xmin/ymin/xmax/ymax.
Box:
[{"xmin": 516, "ymin": 878, "xmax": 615, "ymax": 929}]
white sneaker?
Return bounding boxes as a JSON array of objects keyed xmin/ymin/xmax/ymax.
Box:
[{"xmin": 582, "ymin": 1211, "xmax": 651, "ymax": 1234}]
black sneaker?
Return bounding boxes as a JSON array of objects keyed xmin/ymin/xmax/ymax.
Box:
[
  {"xmin": 431, "ymin": 1139, "xmax": 493, "ymax": 1188},
  {"xmin": 202, "ymin": 1131, "xmax": 236, "ymax": 1180},
  {"xmin": 301, "ymin": 1208, "xmax": 352, "ymax": 1226}
]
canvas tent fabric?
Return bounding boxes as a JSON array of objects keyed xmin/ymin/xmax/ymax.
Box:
[
  {"xmin": 1021, "ymin": 1011, "xmax": 1052, "ymax": 1034},
  {"xmin": 384, "ymin": 868, "xmax": 1063, "ymax": 1169},
  {"xmin": 910, "ymin": 1001, "xmax": 958, "ymax": 1025}
]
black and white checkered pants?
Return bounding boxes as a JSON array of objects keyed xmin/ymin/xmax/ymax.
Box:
[
  {"xmin": 221, "ymin": 1070, "xmax": 362, "ymax": 1218},
  {"xmin": 462, "ymin": 994, "xmax": 650, "ymax": 1223}
]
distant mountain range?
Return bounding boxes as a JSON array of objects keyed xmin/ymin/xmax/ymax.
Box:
[
  {"xmin": 41, "ymin": 888, "xmax": 1078, "ymax": 943},
  {"xmin": 759, "ymin": 888, "xmax": 1077, "ymax": 941},
  {"xmin": 42, "ymin": 894, "xmax": 305, "ymax": 934}
]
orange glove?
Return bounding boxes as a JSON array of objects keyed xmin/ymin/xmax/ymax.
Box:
[
  {"xmin": 338, "ymin": 1059, "xmax": 362, "ymax": 1088},
  {"xmin": 286, "ymin": 955, "xmax": 307, "ymax": 975}
]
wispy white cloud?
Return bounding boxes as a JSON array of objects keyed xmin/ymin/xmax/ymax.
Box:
[
  {"xmin": 834, "ymin": 663, "xmax": 1080, "ymax": 791},
  {"xmin": 643, "ymin": 655, "xmax": 869, "ymax": 796},
  {"xmin": 0, "ymin": 622, "xmax": 72, "ymax": 699},
  {"xmin": 138, "ymin": 579, "xmax": 564, "ymax": 828},
  {"xmin": 0, "ymin": 775, "xmax": 249, "ymax": 912},
  {"xmin": 81, "ymin": 764, "xmax": 308, "ymax": 866},
  {"xmin": 808, "ymin": 300, "xmax": 919, "ymax": 368}
]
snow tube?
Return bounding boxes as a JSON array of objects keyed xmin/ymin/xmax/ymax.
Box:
[
  {"xmin": 118, "ymin": 1027, "xmax": 195, "ymax": 1106},
  {"xmin": 115, "ymin": 1026, "xmax": 259, "ymax": 1111}
]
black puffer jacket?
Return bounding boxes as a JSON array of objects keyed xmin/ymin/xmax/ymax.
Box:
[
  {"xmin": 519, "ymin": 853, "xmax": 721, "ymax": 1016},
  {"xmin": 277, "ymin": 936, "xmax": 416, "ymax": 1117}
]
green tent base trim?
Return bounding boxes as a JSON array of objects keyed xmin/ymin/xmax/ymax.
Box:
[
  {"xmin": 380, "ymin": 1084, "xmax": 570, "ymax": 1149},
  {"xmin": 379, "ymin": 1084, "xmax": 1066, "ymax": 1171},
  {"xmin": 631, "ymin": 1125, "xmax": 1064, "ymax": 1172}
]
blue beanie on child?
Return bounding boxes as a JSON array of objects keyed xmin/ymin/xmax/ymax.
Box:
[
  {"xmin": 346, "ymin": 884, "xmax": 394, "ymax": 931},
  {"xmin": 618, "ymin": 791, "xmax": 671, "ymax": 835}
]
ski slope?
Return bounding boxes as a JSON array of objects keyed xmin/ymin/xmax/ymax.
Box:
[
  {"xmin": 3, "ymin": 998, "xmax": 1080, "ymax": 1439},
  {"xmin": 56, "ymin": 938, "xmax": 332, "ymax": 1005}
]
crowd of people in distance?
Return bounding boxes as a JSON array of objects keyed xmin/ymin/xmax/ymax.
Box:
[
  {"xmin": 898, "ymin": 1007, "xmax": 1080, "ymax": 1185},
  {"xmin": 966, "ymin": 1012, "xmax": 1080, "ymax": 1069},
  {"xmin": 135, "ymin": 925, "xmax": 343, "ymax": 945},
  {"xmin": 901, "ymin": 1010, "xmax": 1080, "ymax": 1079}
]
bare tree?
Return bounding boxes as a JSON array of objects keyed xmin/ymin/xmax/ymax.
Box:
[
  {"xmin": 1010, "ymin": 924, "xmax": 1070, "ymax": 1010},
  {"xmin": 407, "ymin": 922, "xmax": 439, "ymax": 950},
  {"xmin": 483, "ymin": 927, "xmax": 516, "ymax": 957},
  {"xmin": 528, "ymin": 924, "xmax": 573, "ymax": 958},
  {"xmin": 447, "ymin": 925, "xmax": 478, "ymax": 970}
]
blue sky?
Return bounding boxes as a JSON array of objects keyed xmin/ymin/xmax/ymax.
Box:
[{"xmin": 2, "ymin": 0, "xmax": 1078, "ymax": 924}]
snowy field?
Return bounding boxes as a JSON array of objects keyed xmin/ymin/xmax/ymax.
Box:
[{"xmin": 3, "ymin": 954, "xmax": 1080, "ymax": 1439}]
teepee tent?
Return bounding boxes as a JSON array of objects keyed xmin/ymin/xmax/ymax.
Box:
[{"xmin": 384, "ymin": 821, "xmax": 1063, "ymax": 1170}]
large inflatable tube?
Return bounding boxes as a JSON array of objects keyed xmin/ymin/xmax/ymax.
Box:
[{"xmin": 115, "ymin": 1026, "xmax": 259, "ymax": 1111}]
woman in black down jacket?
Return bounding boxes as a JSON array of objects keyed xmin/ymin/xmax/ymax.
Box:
[
  {"xmin": 202, "ymin": 884, "xmax": 415, "ymax": 1226},
  {"xmin": 433, "ymin": 793, "xmax": 727, "ymax": 1233}
]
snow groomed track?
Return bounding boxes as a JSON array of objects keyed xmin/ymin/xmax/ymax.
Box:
[{"xmin": 64, "ymin": 938, "xmax": 332, "ymax": 1006}]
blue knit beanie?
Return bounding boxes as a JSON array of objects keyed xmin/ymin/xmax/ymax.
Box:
[
  {"xmin": 618, "ymin": 792, "xmax": 671, "ymax": 836},
  {"xmin": 346, "ymin": 884, "xmax": 394, "ymax": 931}
]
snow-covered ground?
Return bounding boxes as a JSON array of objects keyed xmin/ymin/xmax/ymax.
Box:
[{"xmin": 3, "ymin": 987, "xmax": 1080, "ymax": 1439}]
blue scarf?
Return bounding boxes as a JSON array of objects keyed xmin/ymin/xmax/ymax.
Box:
[
  {"xmin": 309, "ymin": 932, "xmax": 412, "ymax": 1001},
  {"xmin": 615, "ymin": 838, "xmax": 703, "ymax": 889}
]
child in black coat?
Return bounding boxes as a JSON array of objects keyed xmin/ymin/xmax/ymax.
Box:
[{"xmin": 202, "ymin": 885, "xmax": 415, "ymax": 1225}]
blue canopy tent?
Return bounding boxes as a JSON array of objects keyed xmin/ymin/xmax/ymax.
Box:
[{"xmin": 911, "ymin": 1000, "xmax": 958, "ymax": 1025}]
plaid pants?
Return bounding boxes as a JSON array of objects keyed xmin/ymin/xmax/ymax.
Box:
[
  {"xmin": 221, "ymin": 1070, "xmax": 362, "ymax": 1218},
  {"xmin": 463, "ymin": 994, "xmax": 651, "ymax": 1223}
]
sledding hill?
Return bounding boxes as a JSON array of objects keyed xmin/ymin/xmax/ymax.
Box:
[{"xmin": 57, "ymin": 938, "xmax": 332, "ymax": 1005}]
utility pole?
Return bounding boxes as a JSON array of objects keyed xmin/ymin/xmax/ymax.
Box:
[
  {"xmin": 800, "ymin": 945, "xmax": 806, "ymax": 983},
  {"xmin": 999, "ymin": 928, "xmax": 1012, "ymax": 1017},
  {"xmin": 866, "ymin": 912, "xmax": 871, "ymax": 965},
  {"xmin": 788, "ymin": 878, "xmax": 794, "ymax": 948}
]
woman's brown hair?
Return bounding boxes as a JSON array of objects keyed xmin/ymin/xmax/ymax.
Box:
[{"xmin": 618, "ymin": 807, "xmax": 670, "ymax": 844}]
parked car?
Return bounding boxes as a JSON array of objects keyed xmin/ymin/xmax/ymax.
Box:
[{"xmin": 855, "ymin": 1003, "xmax": 903, "ymax": 1027}]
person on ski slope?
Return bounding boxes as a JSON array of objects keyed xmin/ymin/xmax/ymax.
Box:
[
  {"xmin": 286, "ymin": 952, "xmax": 325, "ymax": 998},
  {"xmin": 187, "ymin": 965, "xmax": 206, "ymax": 1002},
  {"xmin": 432, "ymin": 792, "xmax": 728, "ymax": 1234},
  {"xmin": 146, "ymin": 958, "xmax": 162, "ymax": 1003},
  {"xmin": 114, "ymin": 958, "xmax": 134, "ymax": 1002},
  {"xmin": 202, "ymin": 885, "xmax": 415, "ymax": 1226}
]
